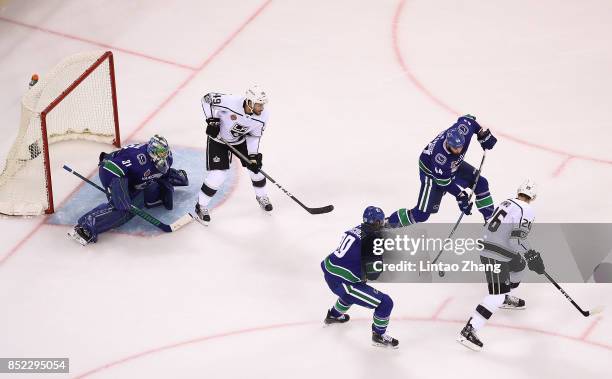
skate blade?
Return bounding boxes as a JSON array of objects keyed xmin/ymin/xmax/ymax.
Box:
[
  {"xmin": 67, "ymin": 230, "xmax": 88, "ymax": 246},
  {"xmin": 371, "ymin": 341, "xmax": 399, "ymax": 349},
  {"xmin": 189, "ymin": 213, "xmax": 209, "ymax": 226},
  {"xmin": 456, "ymin": 336, "xmax": 482, "ymax": 351},
  {"xmin": 499, "ymin": 305, "xmax": 526, "ymax": 310}
]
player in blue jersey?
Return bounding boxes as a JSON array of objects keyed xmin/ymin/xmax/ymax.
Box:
[
  {"xmin": 321, "ymin": 206, "xmax": 399, "ymax": 349},
  {"xmin": 387, "ymin": 115, "xmax": 497, "ymax": 227},
  {"xmin": 68, "ymin": 135, "xmax": 189, "ymax": 245}
]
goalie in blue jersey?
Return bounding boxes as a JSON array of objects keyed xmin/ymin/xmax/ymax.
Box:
[
  {"xmin": 321, "ymin": 206, "xmax": 399, "ymax": 349},
  {"xmin": 68, "ymin": 135, "xmax": 189, "ymax": 245},
  {"xmin": 387, "ymin": 115, "xmax": 497, "ymax": 227}
]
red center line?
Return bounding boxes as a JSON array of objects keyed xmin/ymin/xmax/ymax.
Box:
[
  {"xmin": 0, "ymin": 0, "xmax": 274, "ymax": 267},
  {"xmin": 391, "ymin": 0, "xmax": 612, "ymax": 172},
  {"xmin": 0, "ymin": 16, "xmax": 198, "ymax": 71}
]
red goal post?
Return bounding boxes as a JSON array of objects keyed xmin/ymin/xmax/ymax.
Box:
[{"xmin": 0, "ymin": 51, "xmax": 121, "ymax": 215}]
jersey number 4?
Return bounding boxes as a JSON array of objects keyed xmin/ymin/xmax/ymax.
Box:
[{"xmin": 333, "ymin": 234, "xmax": 356, "ymax": 258}]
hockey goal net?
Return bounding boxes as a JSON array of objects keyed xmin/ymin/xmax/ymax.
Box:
[{"xmin": 0, "ymin": 50, "xmax": 121, "ymax": 216}]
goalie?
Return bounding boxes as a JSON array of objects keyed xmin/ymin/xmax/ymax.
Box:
[{"xmin": 68, "ymin": 135, "xmax": 189, "ymax": 245}]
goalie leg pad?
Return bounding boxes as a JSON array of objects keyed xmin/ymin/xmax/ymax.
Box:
[{"xmin": 77, "ymin": 202, "xmax": 134, "ymax": 242}]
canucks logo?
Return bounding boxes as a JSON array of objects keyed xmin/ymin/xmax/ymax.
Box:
[
  {"xmin": 458, "ymin": 124, "xmax": 469, "ymax": 135},
  {"xmin": 435, "ymin": 153, "xmax": 447, "ymax": 165},
  {"xmin": 230, "ymin": 123, "xmax": 249, "ymax": 138}
]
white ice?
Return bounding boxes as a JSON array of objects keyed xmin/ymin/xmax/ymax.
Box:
[{"xmin": 0, "ymin": 1, "xmax": 611, "ymax": 378}]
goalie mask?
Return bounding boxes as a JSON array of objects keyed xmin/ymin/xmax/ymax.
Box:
[{"xmin": 147, "ymin": 135, "xmax": 170, "ymax": 174}]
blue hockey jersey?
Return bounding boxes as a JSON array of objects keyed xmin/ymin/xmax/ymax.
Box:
[
  {"xmin": 98, "ymin": 143, "xmax": 173, "ymax": 192},
  {"xmin": 322, "ymin": 226, "xmax": 364, "ymax": 283},
  {"xmin": 418, "ymin": 116, "xmax": 482, "ymax": 196}
]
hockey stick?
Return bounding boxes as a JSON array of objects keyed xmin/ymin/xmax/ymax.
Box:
[
  {"xmin": 206, "ymin": 101, "xmax": 333, "ymax": 215},
  {"xmin": 217, "ymin": 138, "xmax": 334, "ymax": 215},
  {"xmin": 432, "ymin": 150, "xmax": 487, "ymax": 277},
  {"xmin": 543, "ymin": 271, "xmax": 604, "ymax": 317},
  {"xmin": 63, "ymin": 165, "xmax": 192, "ymax": 232}
]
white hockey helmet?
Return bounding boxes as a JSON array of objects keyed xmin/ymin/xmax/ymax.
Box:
[
  {"xmin": 245, "ymin": 84, "xmax": 268, "ymax": 105},
  {"xmin": 517, "ymin": 179, "xmax": 537, "ymax": 200}
]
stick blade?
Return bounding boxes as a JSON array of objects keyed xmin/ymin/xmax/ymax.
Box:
[
  {"xmin": 307, "ymin": 205, "xmax": 334, "ymax": 214},
  {"xmin": 170, "ymin": 214, "xmax": 194, "ymax": 231},
  {"xmin": 588, "ymin": 306, "xmax": 605, "ymax": 316}
]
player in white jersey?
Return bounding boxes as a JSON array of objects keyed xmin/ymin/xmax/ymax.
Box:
[
  {"xmin": 457, "ymin": 179, "xmax": 546, "ymax": 351},
  {"xmin": 193, "ymin": 85, "xmax": 271, "ymax": 225}
]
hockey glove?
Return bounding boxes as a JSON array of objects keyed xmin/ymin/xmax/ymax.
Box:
[
  {"xmin": 508, "ymin": 253, "xmax": 527, "ymax": 272},
  {"xmin": 456, "ymin": 189, "xmax": 473, "ymax": 215},
  {"xmin": 205, "ymin": 117, "xmax": 221, "ymax": 138},
  {"xmin": 478, "ymin": 128, "xmax": 497, "ymax": 150},
  {"xmin": 165, "ymin": 168, "xmax": 189, "ymax": 186},
  {"xmin": 525, "ymin": 249, "xmax": 545, "ymax": 275},
  {"xmin": 246, "ymin": 153, "xmax": 263, "ymax": 173}
]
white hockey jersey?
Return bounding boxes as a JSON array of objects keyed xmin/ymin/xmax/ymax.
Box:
[
  {"xmin": 481, "ymin": 198, "xmax": 535, "ymax": 262},
  {"xmin": 201, "ymin": 92, "xmax": 269, "ymax": 153}
]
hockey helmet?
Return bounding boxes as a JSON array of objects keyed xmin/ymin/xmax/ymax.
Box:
[
  {"xmin": 446, "ymin": 127, "xmax": 465, "ymax": 150},
  {"xmin": 245, "ymin": 84, "xmax": 268, "ymax": 105},
  {"xmin": 517, "ymin": 179, "xmax": 537, "ymax": 200},
  {"xmin": 363, "ymin": 206, "xmax": 385, "ymax": 225}
]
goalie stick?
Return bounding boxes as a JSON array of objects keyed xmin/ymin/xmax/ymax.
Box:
[
  {"xmin": 543, "ymin": 271, "xmax": 604, "ymax": 317},
  {"xmin": 63, "ymin": 165, "xmax": 192, "ymax": 233}
]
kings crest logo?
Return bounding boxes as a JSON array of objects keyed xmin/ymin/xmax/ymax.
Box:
[
  {"xmin": 230, "ymin": 123, "xmax": 249, "ymax": 137},
  {"xmin": 435, "ymin": 153, "xmax": 447, "ymax": 165},
  {"xmin": 458, "ymin": 124, "xmax": 469, "ymax": 135}
]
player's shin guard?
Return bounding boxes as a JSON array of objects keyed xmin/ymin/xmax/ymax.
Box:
[
  {"xmin": 473, "ymin": 174, "xmax": 494, "ymax": 221},
  {"xmin": 387, "ymin": 208, "xmax": 425, "ymax": 227},
  {"xmin": 250, "ymin": 172, "xmax": 267, "ymax": 197},
  {"xmin": 372, "ymin": 294, "xmax": 393, "ymax": 335},
  {"xmin": 331, "ymin": 298, "xmax": 351, "ymax": 317},
  {"xmin": 198, "ymin": 170, "xmax": 227, "ymax": 207},
  {"xmin": 469, "ymin": 294, "xmax": 505, "ymax": 330}
]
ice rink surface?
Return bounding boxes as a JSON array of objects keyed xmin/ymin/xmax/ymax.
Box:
[{"xmin": 1, "ymin": 0, "xmax": 611, "ymax": 378}]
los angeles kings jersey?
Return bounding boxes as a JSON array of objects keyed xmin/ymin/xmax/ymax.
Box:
[{"xmin": 201, "ymin": 92, "xmax": 269, "ymax": 149}]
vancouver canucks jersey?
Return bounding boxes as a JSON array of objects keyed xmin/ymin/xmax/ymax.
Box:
[
  {"xmin": 481, "ymin": 198, "xmax": 535, "ymax": 262},
  {"xmin": 99, "ymin": 143, "xmax": 173, "ymax": 192},
  {"xmin": 201, "ymin": 92, "xmax": 269, "ymax": 154},
  {"xmin": 419, "ymin": 116, "xmax": 482, "ymax": 195},
  {"xmin": 322, "ymin": 226, "xmax": 365, "ymax": 283}
]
